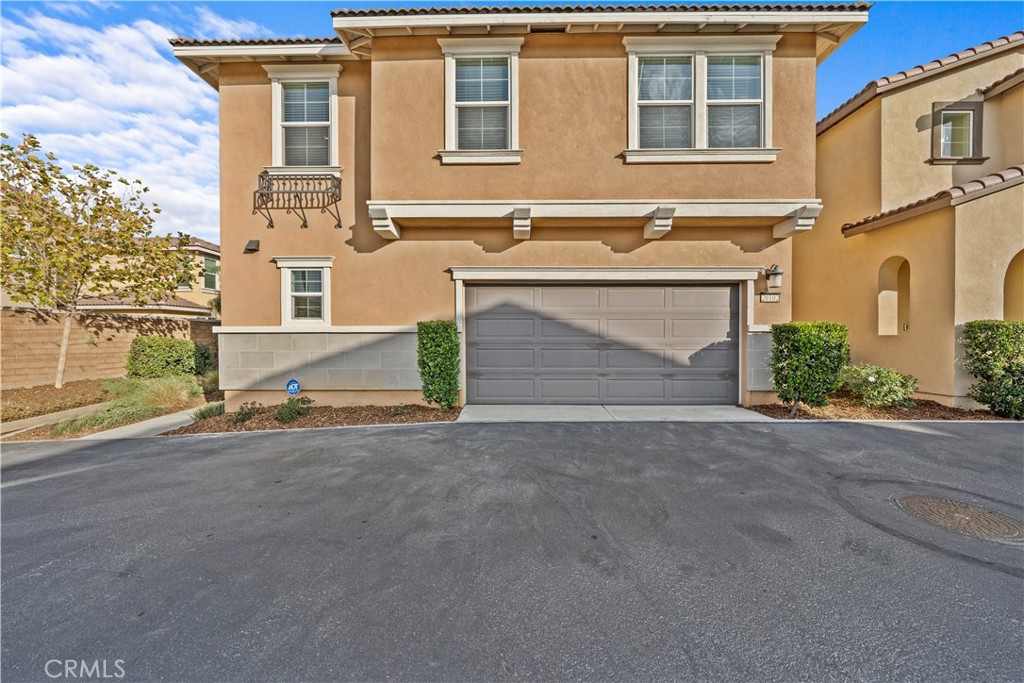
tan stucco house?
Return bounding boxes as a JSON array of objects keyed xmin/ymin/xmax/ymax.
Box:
[
  {"xmin": 172, "ymin": 3, "xmax": 870, "ymax": 410},
  {"xmin": 793, "ymin": 32, "xmax": 1024, "ymax": 407}
]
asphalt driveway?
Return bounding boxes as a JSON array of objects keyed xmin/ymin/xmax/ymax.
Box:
[{"xmin": 2, "ymin": 421, "xmax": 1022, "ymax": 682}]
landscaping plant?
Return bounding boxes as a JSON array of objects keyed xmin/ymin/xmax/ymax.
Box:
[
  {"xmin": 51, "ymin": 376, "xmax": 200, "ymax": 436},
  {"xmin": 841, "ymin": 364, "xmax": 917, "ymax": 408},
  {"xmin": 192, "ymin": 402, "xmax": 225, "ymax": 421},
  {"xmin": 275, "ymin": 396, "xmax": 314, "ymax": 424},
  {"xmin": 962, "ymin": 320, "xmax": 1024, "ymax": 419},
  {"xmin": 417, "ymin": 320, "xmax": 460, "ymax": 409},
  {"xmin": 126, "ymin": 337, "xmax": 213, "ymax": 378},
  {"xmin": 232, "ymin": 402, "xmax": 263, "ymax": 424},
  {"xmin": 0, "ymin": 133, "xmax": 198, "ymax": 388},
  {"xmin": 770, "ymin": 322, "xmax": 850, "ymax": 416}
]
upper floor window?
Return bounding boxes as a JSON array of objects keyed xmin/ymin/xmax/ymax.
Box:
[
  {"xmin": 273, "ymin": 257, "xmax": 334, "ymax": 326},
  {"xmin": 439, "ymin": 38, "xmax": 523, "ymax": 165},
  {"xmin": 264, "ymin": 64, "xmax": 342, "ymax": 170},
  {"xmin": 624, "ymin": 36, "xmax": 780, "ymax": 164},
  {"xmin": 930, "ymin": 100, "xmax": 984, "ymax": 164},
  {"xmin": 283, "ymin": 82, "xmax": 330, "ymax": 166},
  {"xmin": 202, "ymin": 257, "xmax": 219, "ymax": 291}
]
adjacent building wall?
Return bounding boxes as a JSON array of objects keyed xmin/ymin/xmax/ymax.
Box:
[{"xmin": 1, "ymin": 310, "xmax": 216, "ymax": 389}]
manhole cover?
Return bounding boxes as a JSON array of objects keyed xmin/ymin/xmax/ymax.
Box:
[{"xmin": 893, "ymin": 494, "xmax": 1024, "ymax": 546}]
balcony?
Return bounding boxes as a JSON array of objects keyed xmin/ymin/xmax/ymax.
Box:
[{"xmin": 253, "ymin": 170, "xmax": 342, "ymax": 229}]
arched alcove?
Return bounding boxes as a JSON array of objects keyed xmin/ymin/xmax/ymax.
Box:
[
  {"xmin": 1005, "ymin": 250, "xmax": 1024, "ymax": 321},
  {"xmin": 878, "ymin": 256, "xmax": 910, "ymax": 336}
]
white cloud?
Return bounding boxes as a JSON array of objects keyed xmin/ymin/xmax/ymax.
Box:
[{"xmin": 0, "ymin": 5, "xmax": 270, "ymax": 243}]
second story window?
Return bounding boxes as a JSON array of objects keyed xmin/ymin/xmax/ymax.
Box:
[
  {"xmin": 638, "ymin": 57, "xmax": 693, "ymax": 149},
  {"xmin": 624, "ymin": 36, "xmax": 780, "ymax": 163},
  {"xmin": 202, "ymin": 257, "xmax": 219, "ymax": 291},
  {"xmin": 283, "ymin": 82, "xmax": 330, "ymax": 166},
  {"xmin": 707, "ymin": 56, "xmax": 762, "ymax": 148},
  {"xmin": 939, "ymin": 111, "xmax": 973, "ymax": 158},
  {"xmin": 264, "ymin": 64, "xmax": 342, "ymax": 171},
  {"xmin": 439, "ymin": 37, "xmax": 524, "ymax": 164},
  {"xmin": 456, "ymin": 58, "xmax": 510, "ymax": 150}
]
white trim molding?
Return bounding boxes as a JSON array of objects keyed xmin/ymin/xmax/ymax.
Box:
[
  {"xmin": 367, "ymin": 198, "xmax": 823, "ymax": 240},
  {"xmin": 213, "ymin": 325, "xmax": 415, "ymax": 334},
  {"xmin": 264, "ymin": 64, "xmax": 343, "ymax": 168},
  {"xmin": 623, "ymin": 35, "xmax": 781, "ymax": 163},
  {"xmin": 273, "ymin": 256, "xmax": 335, "ymax": 327},
  {"xmin": 449, "ymin": 266, "xmax": 761, "ymax": 282},
  {"xmin": 439, "ymin": 37, "xmax": 523, "ymax": 164}
]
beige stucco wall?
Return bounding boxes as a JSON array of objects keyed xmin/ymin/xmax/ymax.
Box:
[
  {"xmin": 981, "ymin": 81, "xmax": 1024, "ymax": 174},
  {"xmin": 217, "ymin": 31, "xmax": 816, "ymax": 332},
  {"xmin": 879, "ymin": 48, "xmax": 1024, "ymax": 209},
  {"xmin": 952, "ymin": 183, "xmax": 1024, "ymax": 400},
  {"xmin": 175, "ymin": 251, "xmax": 220, "ymax": 308}
]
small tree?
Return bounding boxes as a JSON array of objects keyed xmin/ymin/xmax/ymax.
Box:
[
  {"xmin": 770, "ymin": 322, "xmax": 850, "ymax": 416},
  {"xmin": 1, "ymin": 133, "xmax": 197, "ymax": 387}
]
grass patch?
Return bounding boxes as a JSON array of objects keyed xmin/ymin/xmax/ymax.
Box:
[
  {"xmin": 192, "ymin": 401, "xmax": 225, "ymax": 421},
  {"xmin": 51, "ymin": 376, "xmax": 202, "ymax": 437}
]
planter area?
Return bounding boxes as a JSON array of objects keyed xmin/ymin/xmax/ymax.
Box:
[
  {"xmin": 749, "ymin": 393, "xmax": 1005, "ymax": 421},
  {"xmin": 164, "ymin": 404, "xmax": 461, "ymax": 435},
  {"xmin": 2, "ymin": 379, "xmax": 110, "ymax": 422}
]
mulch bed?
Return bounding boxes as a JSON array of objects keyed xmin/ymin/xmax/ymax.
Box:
[
  {"xmin": 2, "ymin": 379, "xmax": 110, "ymax": 422},
  {"xmin": 163, "ymin": 404, "xmax": 462, "ymax": 436},
  {"xmin": 749, "ymin": 393, "xmax": 1004, "ymax": 421}
]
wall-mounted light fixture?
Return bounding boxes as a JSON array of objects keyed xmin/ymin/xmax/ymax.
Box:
[
  {"xmin": 243, "ymin": 240, "xmax": 260, "ymax": 254},
  {"xmin": 765, "ymin": 264, "xmax": 784, "ymax": 289}
]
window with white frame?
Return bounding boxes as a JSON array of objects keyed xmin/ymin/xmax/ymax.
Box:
[
  {"xmin": 202, "ymin": 257, "xmax": 219, "ymax": 291},
  {"xmin": 439, "ymin": 38, "xmax": 523, "ymax": 164},
  {"xmin": 624, "ymin": 36, "xmax": 780, "ymax": 163},
  {"xmin": 273, "ymin": 257, "xmax": 333, "ymax": 326},
  {"xmin": 939, "ymin": 110, "xmax": 973, "ymax": 158},
  {"xmin": 264, "ymin": 65, "xmax": 342, "ymax": 170}
]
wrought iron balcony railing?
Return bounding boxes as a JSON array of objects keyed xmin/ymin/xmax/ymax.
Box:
[{"xmin": 252, "ymin": 171, "xmax": 342, "ymax": 229}]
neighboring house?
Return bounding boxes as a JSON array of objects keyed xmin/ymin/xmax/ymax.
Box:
[
  {"xmin": 794, "ymin": 32, "xmax": 1024, "ymax": 407},
  {"xmin": 172, "ymin": 3, "xmax": 870, "ymax": 409}
]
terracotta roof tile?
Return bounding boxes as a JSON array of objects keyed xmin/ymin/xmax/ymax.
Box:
[
  {"xmin": 331, "ymin": 3, "xmax": 872, "ymax": 17},
  {"xmin": 981, "ymin": 67, "xmax": 1024, "ymax": 95},
  {"xmin": 841, "ymin": 165, "xmax": 1024, "ymax": 233},
  {"xmin": 186, "ymin": 237, "xmax": 220, "ymax": 254},
  {"xmin": 169, "ymin": 36, "xmax": 341, "ymax": 47},
  {"xmin": 818, "ymin": 31, "xmax": 1024, "ymax": 135}
]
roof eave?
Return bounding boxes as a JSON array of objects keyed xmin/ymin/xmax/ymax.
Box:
[{"xmin": 171, "ymin": 43, "xmax": 352, "ymax": 89}]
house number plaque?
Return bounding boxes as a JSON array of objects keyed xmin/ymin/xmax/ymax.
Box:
[{"xmin": 759, "ymin": 293, "xmax": 781, "ymax": 303}]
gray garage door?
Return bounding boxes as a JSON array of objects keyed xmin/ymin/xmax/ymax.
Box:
[{"xmin": 466, "ymin": 284, "xmax": 739, "ymax": 405}]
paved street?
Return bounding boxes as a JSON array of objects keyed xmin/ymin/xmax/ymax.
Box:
[{"xmin": 2, "ymin": 422, "xmax": 1022, "ymax": 682}]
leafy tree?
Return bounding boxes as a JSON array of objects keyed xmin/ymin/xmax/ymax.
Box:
[{"xmin": 1, "ymin": 133, "xmax": 198, "ymax": 387}]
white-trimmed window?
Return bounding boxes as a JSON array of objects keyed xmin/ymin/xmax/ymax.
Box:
[
  {"xmin": 939, "ymin": 110, "xmax": 973, "ymax": 158},
  {"xmin": 202, "ymin": 257, "xmax": 219, "ymax": 292},
  {"xmin": 264, "ymin": 65, "xmax": 342, "ymax": 171},
  {"xmin": 624, "ymin": 36, "xmax": 780, "ymax": 164},
  {"xmin": 439, "ymin": 38, "xmax": 523, "ymax": 165},
  {"xmin": 273, "ymin": 257, "xmax": 334, "ymax": 326}
]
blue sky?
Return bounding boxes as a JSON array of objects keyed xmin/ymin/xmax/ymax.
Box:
[{"xmin": 2, "ymin": 1, "xmax": 1021, "ymax": 241}]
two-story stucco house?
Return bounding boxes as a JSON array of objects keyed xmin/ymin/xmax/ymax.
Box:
[
  {"xmin": 172, "ymin": 3, "xmax": 869, "ymax": 410},
  {"xmin": 794, "ymin": 32, "xmax": 1023, "ymax": 407}
]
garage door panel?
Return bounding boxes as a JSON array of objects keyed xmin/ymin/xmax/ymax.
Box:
[
  {"xmin": 467, "ymin": 284, "xmax": 739, "ymax": 405},
  {"xmin": 540, "ymin": 348, "xmax": 601, "ymax": 368}
]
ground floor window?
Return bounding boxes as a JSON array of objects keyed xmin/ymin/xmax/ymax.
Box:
[{"xmin": 273, "ymin": 256, "xmax": 334, "ymax": 326}]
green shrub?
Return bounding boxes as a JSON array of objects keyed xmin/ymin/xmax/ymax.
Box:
[
  {"xmin": 275, "ymin": 396, "xmax": 314, "ymax": 424},
  {"xmin": 199, "ymin": 369, "xmax": 219, "ymax": 395},
  {"xmin": 417, "ymin": 320, "xmax": 460, "ymax": 409},
  {"xmin": 770, "ymin": 322, "xmax": 850, "ymax": 415},
  {"xmin": 233, "ymin": 401, "xmax": 262, "ymax": 424},
  {"xmin": 841, "ymin": 364, "xmax": 917, "ymax": 407},
  {"xmin": 962, "ymin": 320, "xmax": 1024, "ymax": 419},
  {"xmin": 192, "ymin": 401, "xmax": 225, "ymax": 421},
  {"xmin": 126, "ymin": 337, "xmax": 212, "ymax": 378}
]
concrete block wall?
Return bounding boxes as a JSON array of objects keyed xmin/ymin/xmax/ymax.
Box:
[{"xmin": 219, "ymin": 332, "xmax": 421, "ymax": 392}]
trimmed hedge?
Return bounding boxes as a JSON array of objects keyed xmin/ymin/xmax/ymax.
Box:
[
  {"xmin": 126, "ymin": 336, "xmax": 214, "ymax": 378},
  {"xmin": 962, "ymin": 320, "xmax": 1024, "ymax": 419},
  {"xmin": 417, "ymin": 320, "xmax": 460, "ymax": 409},
  {"xmin": 770, "ymin": 322, "xmax": 850, "ymax": 415},
  {"xmin": 842, "ymin": 363, "xmax": 917, "ymax": 408}
]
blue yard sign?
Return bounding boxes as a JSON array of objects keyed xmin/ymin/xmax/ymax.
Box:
[{"xmin": 286, "ymin": 378, "xmax": 301, "ymax": 396}]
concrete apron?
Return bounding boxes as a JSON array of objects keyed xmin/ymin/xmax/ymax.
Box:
[{"xmin": 457, "ymin": 405, "xmax": 774, "ymax": 423}]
